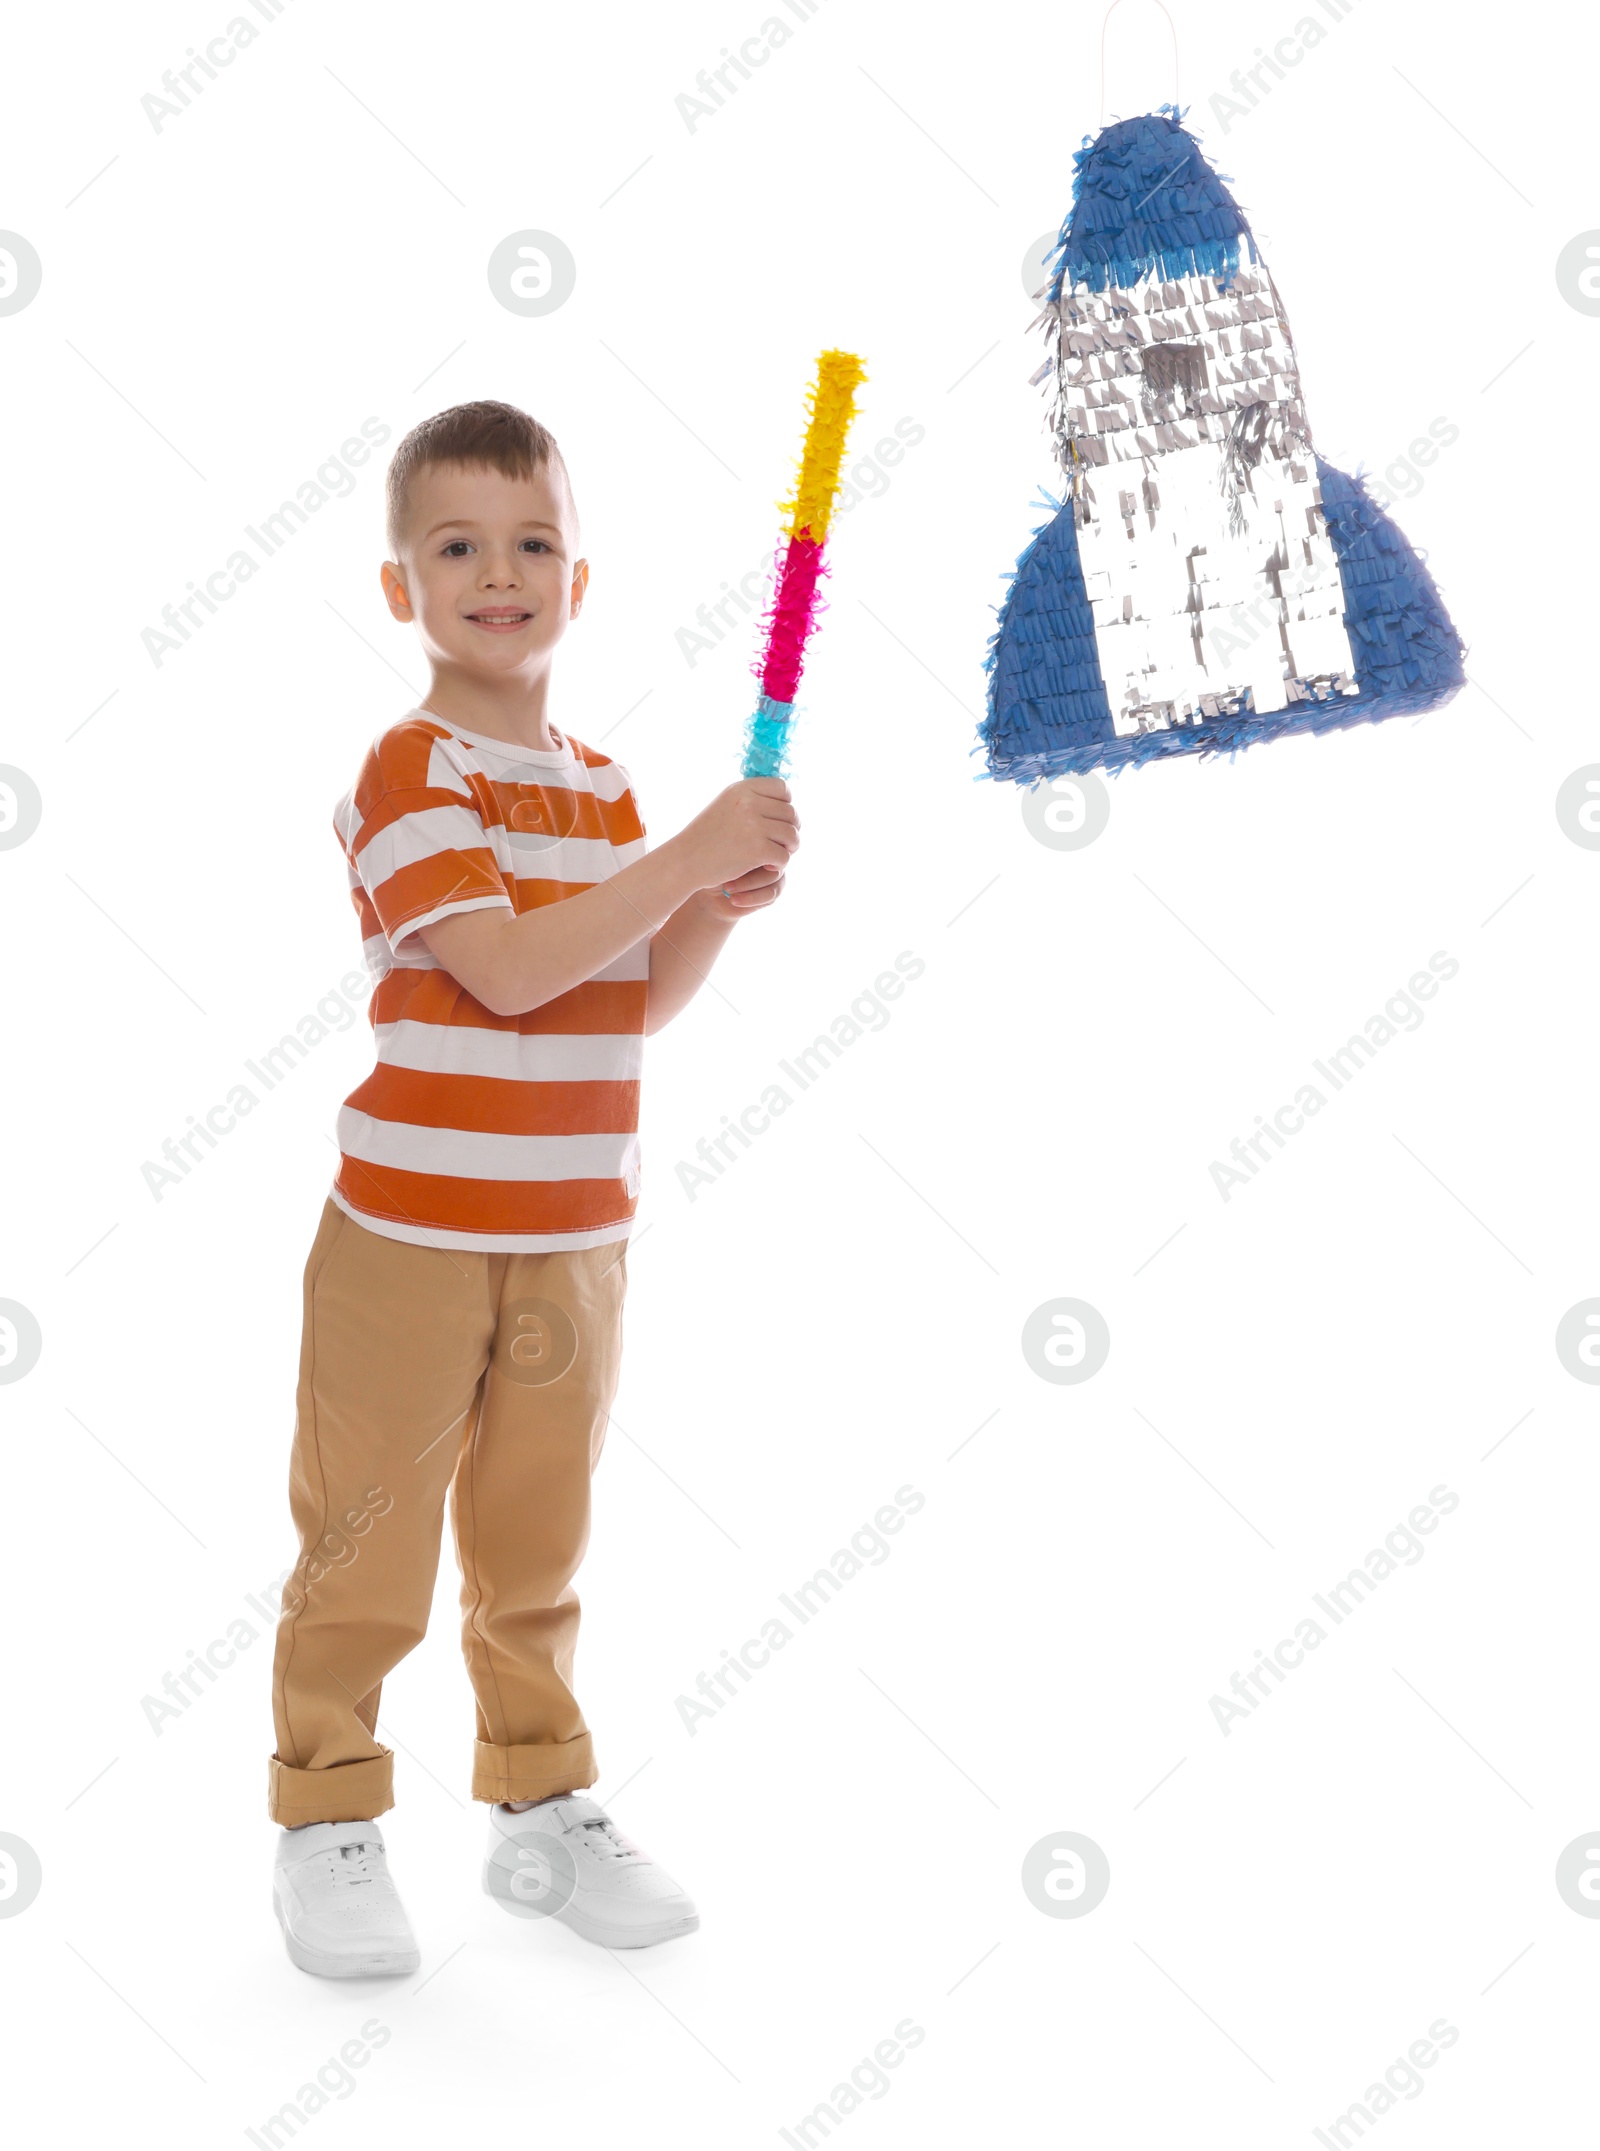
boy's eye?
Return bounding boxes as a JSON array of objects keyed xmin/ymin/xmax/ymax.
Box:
[
  {"xmin": 442, "ymin": 540, "xmax": 473, "ymax": 558},
  {"xmin": 520, "ymin": 539, "xmax": 550, "ymax": 554}
]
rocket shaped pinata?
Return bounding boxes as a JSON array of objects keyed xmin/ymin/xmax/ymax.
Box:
[{"xmin": 982, "ymin": 108, "xmax": 1464, "ymax": 781}]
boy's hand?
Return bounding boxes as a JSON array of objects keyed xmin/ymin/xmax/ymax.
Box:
[
  {"xmin": 697, "ymin": 864, "xmax": 786, "ymax": 923},
  {"xmin": 670, "ymin": 778, "xmax": 799, "ymax": 893}
]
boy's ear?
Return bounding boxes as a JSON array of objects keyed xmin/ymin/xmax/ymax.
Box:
[
  {"xmin": 380, "ymin": 561, "xmax": 412, "ymax": 620},
  {"xmin": 570, "ymin": 558, "xmax": 589, "ymax": 619}
]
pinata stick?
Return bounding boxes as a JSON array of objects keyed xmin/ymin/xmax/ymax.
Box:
[{"xmin": 741, "ymin": 349, "xmax": 867, "ymax": 778}]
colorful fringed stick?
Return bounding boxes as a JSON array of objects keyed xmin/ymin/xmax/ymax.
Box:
[{"xmin": 741, "ymin": 349, "xmax": 867, "ymax": 778}]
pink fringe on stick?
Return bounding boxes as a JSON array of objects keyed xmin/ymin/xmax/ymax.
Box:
[{"xmin": 756, "ymin": 531, "xmax": 829, "ymax": 704}]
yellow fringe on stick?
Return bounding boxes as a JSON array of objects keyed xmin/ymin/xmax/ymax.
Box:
[{"xmin": 777, "ymin": 349, "xmax": 867, "ymax": 542}]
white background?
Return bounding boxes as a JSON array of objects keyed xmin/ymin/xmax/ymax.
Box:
[{"xmin": 2, "ymin": 0, "xmax": 1597, "ymax": 2142}]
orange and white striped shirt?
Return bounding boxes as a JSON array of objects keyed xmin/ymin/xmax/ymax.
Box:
[{"xmin": 329, "ymin": 708, "xmax": 649, "ymax": 1251}]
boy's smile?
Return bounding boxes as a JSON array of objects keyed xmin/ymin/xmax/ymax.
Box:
[{"xmin": 466, "ymin": 605, "xmax": 535, "ymax": 635}]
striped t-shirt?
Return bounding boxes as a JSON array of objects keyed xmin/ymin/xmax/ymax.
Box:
[{"xmin": 329, "ymin": 708, "xmax": 649, "ymax": 1251}]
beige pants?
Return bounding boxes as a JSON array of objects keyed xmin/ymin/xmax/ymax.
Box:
[{"xmin": 268, "ymin": 1198, "xmax": 627, "ymax": 1824}]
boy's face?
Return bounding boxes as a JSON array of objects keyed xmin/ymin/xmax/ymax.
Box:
[{"xmin": 381, "ymin": 460, "xmax": 586, "ymax": 678}]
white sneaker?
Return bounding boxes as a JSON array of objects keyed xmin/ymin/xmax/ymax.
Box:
[
  {"xmin": 274, "ymin": 1819, "xmax": 420, "ymax": 1978},
  {"xmin": 483, "ymin": 1796, "xmax": 699, "ymax": 1948}
]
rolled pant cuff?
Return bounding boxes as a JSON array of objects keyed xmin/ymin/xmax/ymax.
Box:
[
  {"xmin": 269, "ymin": 1749, "xmax": 395, "ymax": 1825},
  {"xmin": 472, "ymin": 1733, "xmax": 596, "ymax": 1805}
]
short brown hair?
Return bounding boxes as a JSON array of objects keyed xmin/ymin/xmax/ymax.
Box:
[{"xmin": 385, "ymin": 399, "xmax": 574, "ymax": 554}]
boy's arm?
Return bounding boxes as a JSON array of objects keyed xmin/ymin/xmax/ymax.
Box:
[
  {"xmin": 418, "ymin": 780, "xmax": 796, "ymax": 1018},
  {"xmin": 645, "ymin": 864, "xmax": 786, "ymax": 1035}
]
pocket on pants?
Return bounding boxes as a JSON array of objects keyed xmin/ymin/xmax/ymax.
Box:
[{"xmin": 305, "ymin": 1200, "xmax": 349, "ymax": 1301}]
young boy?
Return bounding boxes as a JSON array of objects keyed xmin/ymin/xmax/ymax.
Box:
[{"xmin": 269, "ymin": 400, "xmax": 798, "ymax": 1977}]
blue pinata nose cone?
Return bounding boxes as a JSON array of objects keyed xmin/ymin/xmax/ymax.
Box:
[{"xmin": 1046, "ymin": 110, "xmax": 1257, "ymax": 301}]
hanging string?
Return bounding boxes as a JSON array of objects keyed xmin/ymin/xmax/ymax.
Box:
[{"xmin": 1100, "ymin": 0, "xmax": 1180, "ymax": 126}]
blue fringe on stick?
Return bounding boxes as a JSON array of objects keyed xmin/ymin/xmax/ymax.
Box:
[{"xmin": 741, "ymin": 694, "xmax": 797, "ymax": 778}]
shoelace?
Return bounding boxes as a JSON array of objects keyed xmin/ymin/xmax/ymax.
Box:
[
  {"xmin": 570, "ymin": 1812, "xmax": 641, "ymax": 1864},
  {"xmin": 323, "ymin": 1840, "xmax": 381, "ymax": 1886}
]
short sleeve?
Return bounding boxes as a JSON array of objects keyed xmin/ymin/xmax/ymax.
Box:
[
  {"xmin": 614, "ymin": 761, "xmax": 646, "ymax": 847},
  {"xmin": 339, "ymin": 765, "xmax": 513, "ymax": 961},
  {"xmin": 588, "ymin": 751, "xmax": 648, "ymax": 859}
]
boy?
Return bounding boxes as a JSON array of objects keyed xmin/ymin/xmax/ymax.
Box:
[{"xmin": 269, "ymin": 400, "xmax": 798, "ymax": 1977}]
